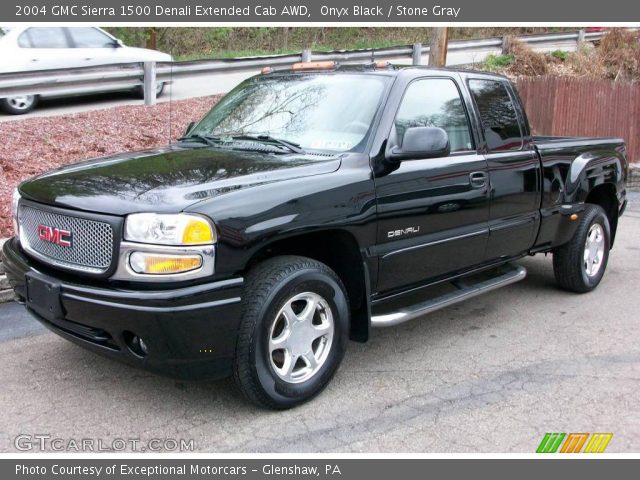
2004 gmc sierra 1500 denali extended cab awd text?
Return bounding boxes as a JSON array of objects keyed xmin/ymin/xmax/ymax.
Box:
[{"xmin": 2, "ymin": 63, "xmax": 628, "ymax": 408}]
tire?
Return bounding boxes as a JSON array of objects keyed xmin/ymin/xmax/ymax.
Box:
[
  {"xmin": 134, "ymin": 82, "xmax": 165, "ymax": 99},
  {"xmin": 0, "ymin": 95, "xmax": 39, "ymax": 115},
  {"xmin": 553, "ymin": 204, "xmax": 611, "ymax": 293},
  {"xmin": 233, "ymin": 255, "xmax": 350, "ymax": 409}
]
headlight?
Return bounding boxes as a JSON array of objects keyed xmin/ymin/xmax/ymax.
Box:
[
  {"xmin": 12, "ymin": 188, "xmax": 20, "ymax": 238},
  {"xmin": 124, "ymin": 213, "xmax": 216, "ymax": 246}
]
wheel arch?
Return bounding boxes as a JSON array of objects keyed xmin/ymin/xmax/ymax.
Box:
[
  {"xmin": 583, "ymin": 183, "xmax": 619, "ymax": 247},
  {"xmin": 244, "ymin": 229, "xmax": 372, "ymax": 342}
]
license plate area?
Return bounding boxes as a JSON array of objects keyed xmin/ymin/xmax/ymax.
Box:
[{"xmin": 25, "ymin": 272, "xmax": 64, "ymax": 322}]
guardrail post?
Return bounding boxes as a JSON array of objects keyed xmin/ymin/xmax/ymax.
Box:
[
  {"xmin": 412, "ymin": 43, "xmax": 422, "ymax": 65},
  {"xmin": 143, "ymin": 61, "xmax": 157, "ymax": 106},
  {"xmin": 501, "ymin": 36, "xmax": 509, "ymax": 54},
  {"xmin": 301, "ymin": 49, "xmax": 312, "ymax": 62},
  {"xmin": 577, "ymin": 29, "xmax": 586, "ymax": 46}
]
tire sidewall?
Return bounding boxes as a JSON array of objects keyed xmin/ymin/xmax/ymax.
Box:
[
  {"xmin": 0, "ymin": 96, "xmax": 38, "ymax": 115},
  {"xmin": 579, "ymin": 208, "xmax": 610, "ymax": 289},
  {"xmin": 250, "ymin": 269, "xmax": 349, "ymax": 406}
]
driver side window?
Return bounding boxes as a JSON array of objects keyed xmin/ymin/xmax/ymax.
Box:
[{"xmin": 395, "ymin": 78, "xmax": 474, "ymax": 152}]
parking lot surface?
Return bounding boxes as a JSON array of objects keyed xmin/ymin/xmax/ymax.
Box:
[{"xmin": 1, "ymin": 199, "xmax": 639, "ymax": 453}]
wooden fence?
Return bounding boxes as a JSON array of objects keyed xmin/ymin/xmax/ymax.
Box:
[{"xmin": 516, "ymin": 76, "xmax": 639, "ymax": 163}]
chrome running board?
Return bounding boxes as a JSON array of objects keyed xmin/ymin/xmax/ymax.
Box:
[{"xmin": 371, "ymin": 263, "xmax": 527, "ymax": 327}]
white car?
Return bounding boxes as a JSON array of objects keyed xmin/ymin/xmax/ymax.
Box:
[{"xmin": 0, "ymin": 27, "xmax": 172, "ymax": 114}]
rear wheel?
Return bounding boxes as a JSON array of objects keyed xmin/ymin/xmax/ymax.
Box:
[
  {"xmin": 233, "ymin": 256, "xmax": 349, "ymax": 409},
  {"xmin": 553, "ymin": 204, "xmax": 611, "ymax": 293},
  {"xmin": 0, "ymin": 95, "xmax": 39, "ymax": 115},
  {"xmin": 134, "ymin": 82, "xmax": 165, "ymax": 99}
]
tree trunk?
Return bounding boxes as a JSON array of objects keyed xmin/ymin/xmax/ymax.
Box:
[
  {"xmin": 428, "ymin": 28, "xmax": 449, "ymax": 67},
  {"xmin": 146, "ymin": 28, "xmax": 157, "ymax": 50}
]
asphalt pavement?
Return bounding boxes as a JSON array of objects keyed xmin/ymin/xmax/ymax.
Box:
[{"xmin": 0, "ymin": 196, "xmax": 638, "ymax": 453}]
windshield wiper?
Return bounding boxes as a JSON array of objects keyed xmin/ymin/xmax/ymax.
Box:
[
  {"xmin": 178, "ymin": 133, "xmax": 223, "ymax": 147},
  {"xmin": 231, "ymin": 135, "xmax": 305, "ymax": 154}
]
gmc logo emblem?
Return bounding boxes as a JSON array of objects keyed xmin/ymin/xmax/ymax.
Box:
[{"xmin": 37, "ymin": 224, "xmax": 73, "ymax": 248}]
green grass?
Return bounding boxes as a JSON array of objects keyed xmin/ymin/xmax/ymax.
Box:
[
  {"xmin": 551, "ymin": 49, "xmax": 569, "ymax": 61},
  {"xmin": 483, "ymin": 53, "xmax": 515, "ymax": 71}
]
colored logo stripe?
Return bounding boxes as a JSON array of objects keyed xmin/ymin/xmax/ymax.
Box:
[
  {"xmin": 537, "ymin": 433, "xmax": 613, "ymax": 453},
  {"xmin": 537, "ymin": 433, "xmax": 566, "ymax": 453},
  {"xmin": 583, "ymin": 433, "xmax": 613, "ymax": 453},
  {"xmin": 560, "ymin": 433, "xmax": 590, "ymax": 453}
]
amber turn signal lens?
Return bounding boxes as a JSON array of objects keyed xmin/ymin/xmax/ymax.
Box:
[
  {"xmin": 182, "ymin": 218, "xmax": 214, "ymax": 244},
  {"xmin": 129, "ymin": 252, "xmax": 202, "ymax": 275}
]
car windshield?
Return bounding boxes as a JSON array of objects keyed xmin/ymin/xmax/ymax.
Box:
[{"xmin": 189, "ymin": 74, "xmax": 389, "ymax": 153}]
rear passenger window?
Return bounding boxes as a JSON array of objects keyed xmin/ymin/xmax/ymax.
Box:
[
  {"xmin": 468, "ymin": 79, "xmax": 523, "ymax": 151},
  {"xmin": 395, "ymin": 78, "xmax": 474, "ymax": 153},
  {"xmin": 18, "ymin": 28, "xmax": 69, "ymax": 48}
]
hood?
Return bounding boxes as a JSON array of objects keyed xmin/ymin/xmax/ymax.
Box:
[{"xmin": 19, "ymin": 145, "xmax": 341, "ymax": 216}]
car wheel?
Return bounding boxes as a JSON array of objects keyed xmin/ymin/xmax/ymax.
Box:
[
  {"xmin": 0, "ymin": 95, "xmax": 39, "ymax": 115},
  {"xmin": 233, "ymin": 255, "xmax": 350, "ymax": 409},
  {"xmin": 134, "ymin": 82, "xmax": 165, "ymax": 99},
  {"xmin": 553, "ymin": 204, "xmax": 610, "ymax": 293}
]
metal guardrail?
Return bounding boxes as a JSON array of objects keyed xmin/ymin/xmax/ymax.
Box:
[{"xmin": 0, "ymin": 29, "xmax": 607, "ymax": 104}]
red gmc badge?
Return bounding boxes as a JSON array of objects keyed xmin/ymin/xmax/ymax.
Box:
[{"xmin": 37, "ymin": 225, "xmax": 73, "ymax": 248}]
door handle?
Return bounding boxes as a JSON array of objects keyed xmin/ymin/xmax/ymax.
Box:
[{"xmin": 469, "ymin": 171, "xmax": 487, "ymax": 188}]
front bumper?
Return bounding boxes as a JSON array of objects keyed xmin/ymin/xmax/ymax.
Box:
[{"xmin": 2, "ymin": 237, "xmax": 243, "ymax": 381}]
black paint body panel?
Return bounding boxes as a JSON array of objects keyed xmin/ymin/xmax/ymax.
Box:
[{"xmin": 4, "ymin": 66, "xmax": 628, "ymax": 379}]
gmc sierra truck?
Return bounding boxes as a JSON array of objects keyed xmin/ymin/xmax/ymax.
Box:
[{"xmin": 2, "ymin": 63, "xmax": 628, "ymax": 409}]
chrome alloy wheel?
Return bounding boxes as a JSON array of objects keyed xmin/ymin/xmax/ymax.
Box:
[
  {"xmin": 7, "ymin": 95, "xmax": 35, "ymax": 111},
  {"xmin": 584, "ymin": 223, "xmax": 605, "ymax": 277},
  {"xmin": 268, "ymin": 292, "xmax": 334, "ymax": 384}
]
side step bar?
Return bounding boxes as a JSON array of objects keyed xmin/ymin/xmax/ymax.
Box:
[{"xmin": 371, "ymin": 263, "xmax": 527, "ymax": 327}]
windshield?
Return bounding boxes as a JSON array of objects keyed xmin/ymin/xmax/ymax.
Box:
[{"xmin": 190, "ymin": 74, "xmax": 389, "ymax": 153}]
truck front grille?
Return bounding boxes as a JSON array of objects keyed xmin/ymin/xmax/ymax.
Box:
[{"xmin": 18, "ymin": 204, "xmax": 114, "ymax": 274}]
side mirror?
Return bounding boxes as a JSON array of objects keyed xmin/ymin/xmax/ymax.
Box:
[
  {"xmin": 110, "ymin": 39, "xmax": 123, "ymax": 48},
  {"xmin": 184, "ymin": 121, "xmax": 196, "ymax": 136},
  {"xmin": 386, "ymin": 126, "xmax": 450, "ymax": 162}
]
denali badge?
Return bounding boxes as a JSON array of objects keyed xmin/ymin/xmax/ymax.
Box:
[
  {"xmin": 37, "ymin": 224, "xmax": 73, "ymax": 248},
  {"xmin": 388, "ymin": 226, "xmax": 420, "ymax": 238}
]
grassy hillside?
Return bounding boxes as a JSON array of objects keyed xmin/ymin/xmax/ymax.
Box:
[{"xmin": 104, "ymin": 27, "xmax": 577, "ymax": 60}]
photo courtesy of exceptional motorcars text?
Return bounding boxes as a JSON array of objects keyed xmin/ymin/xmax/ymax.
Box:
[{"xmin": 0, "ymin": 0, "xmax": 639, "ymax": 477}]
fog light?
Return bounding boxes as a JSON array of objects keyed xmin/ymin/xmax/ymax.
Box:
[
  {"xmin": 138, "ymin": 337, "xmax": 148, "ymax": 355},
  {"xmin": 124, "ymin": 331, "xmax": 148, "ymax": 357},
  {"xmin": 129, "ymin": 252, "xmax": 202, "ymax": 275}
]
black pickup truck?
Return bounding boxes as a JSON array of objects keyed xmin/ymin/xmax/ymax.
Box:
[{"xmin": 3, "ymin": 63, "xmax": 628, "ymax": 408}]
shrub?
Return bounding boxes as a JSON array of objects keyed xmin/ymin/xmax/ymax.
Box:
[
  {"xmin": 484, "ymin": 54, "xmax": 515, "ymax": 71},
  {"xmin": 551, "ymin": 49, "xmax": 569, "ymax": 61}
]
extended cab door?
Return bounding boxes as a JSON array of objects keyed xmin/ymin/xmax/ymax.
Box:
[
  {"xmin": 374, "ymin": 76, "xmax": 490, "ymax": 293},
  {"xmin": 467, "ymin": 78, "xmax": 541, "ymax": 260}
]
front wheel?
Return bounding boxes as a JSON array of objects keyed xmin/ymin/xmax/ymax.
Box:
[
  {"xmin": 233, "ymin": 256, "xmax": 350, "ymax": 409},
  {"xmin": 0, "ymin": 95, "xmax": 39, "ymax": 115},
  {"xmin": 553, "ymin": 204, "xmax": 611, "ymax": 293}
]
